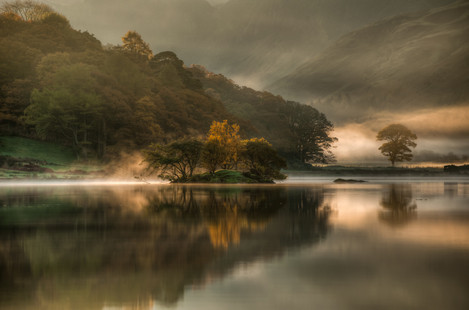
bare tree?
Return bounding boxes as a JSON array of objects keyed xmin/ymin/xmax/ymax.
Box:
[{"xmin": 1, "ymin": 0, "xmax": 54, "ymax": 22}]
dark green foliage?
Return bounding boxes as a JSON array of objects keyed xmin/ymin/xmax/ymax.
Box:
[
  {"xmin": 25, "ymin": 62, "xmax": 105, "ymax": 159},
  {"xmin": 0, "ymin": 2, "xmax": 336, "ymax": 168},
  {"xmin": 200, "ymin": 140, "xmax": 226, "ymax": 174},
  {"xmin": 189, "ymin": 66, "xmax": 337, "ymax": 165},
  {"xmin": 285, "ymin": 101, "xmax": 337, "ymax": 164},
  {"xmin": 146, "ymin": 126, "xmax": 287, "ymax": 183},
  {"xmin": 0, "ymin": 7, "xmax": 236, "ymax": 161},
  {"xmin": 241, "ymin": 138, "xmax": 286, "ymax": 181},
  {"xmin": 144, "ymin": 138, "xmax": 204, "ymax": 182},
  {"xmin": 151, "ymin": 52, "xmax": 203, "ymax": 90}
]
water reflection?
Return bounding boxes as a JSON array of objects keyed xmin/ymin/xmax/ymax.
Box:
[
  {"xmin": 0, "ymin": 185, "xmax": 330, "ymax": 309},
  {"xmin": 444, "ymin": 182, "xmax": 459, "ymax": 197},
  {"xmin": 379, "ymin": 184, "xmax": 417, "ymax": 227},
  {"xmin": 145, "ymin": 187, "xmax": 287, "ymax": 249},
  {"xmin": 2, "ymin": 183, "xmax": 468, "ymax": 310}
]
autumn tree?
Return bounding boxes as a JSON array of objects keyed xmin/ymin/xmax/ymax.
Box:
[
  {"xmin": 377, "ymin": 124, "xmax": 417, "ymax": 166},
  {"xmin": 202, "ymin": 120, "xmax": 243, "ymax": 171},
  {"xmin": 241, "ymin": 138, "xmax": 286, "ymax": 181},
  {"xmin": 0, "ymin": 0, "xmax": 54, "ymax": 22},
  {"xmin": 121, "ymin": 30, "xmax": 153, "ymax": 60}
]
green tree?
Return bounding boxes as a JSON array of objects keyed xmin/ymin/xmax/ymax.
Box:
[
  {"xmin": 377, "ymin": 124, "xmax": 417, "ymax": 166},
  {"xmin": 241, "ymin": 138, "xmax": 286, "ymax": 181},
  {"xmin": 24, "ymin": 62, "xmax": 104, "ymax": 159},
  {"xmin": 25, "ymin": 87, "xmax": 102, "ymax": 160},
  {"xmin": 201, "ymin": 140, "xmax": 225, "ymax": 174},
  {"xmin": 121, "ymin": 30, "xmax": 153, "ymax": 60},
  {"xmin": 144, "ymin": 138, "xmax": 204, "ymax": 181},
  {"xmin": 286, "ymin": 102, "xmax": 337, "ymax": 164}
]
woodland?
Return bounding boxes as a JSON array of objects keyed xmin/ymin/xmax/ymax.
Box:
[{"xmin": 0, "ymin": 1, "xmax": 336, "ymax": 179}]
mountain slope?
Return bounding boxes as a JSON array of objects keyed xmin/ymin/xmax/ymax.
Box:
[
  {"xmin": 50, "ymin": 0, "xmax": 455, "ymax": 88},
  {"xmin": 269, "ymin": 1, "xmax": 469, "ymax": 123}
]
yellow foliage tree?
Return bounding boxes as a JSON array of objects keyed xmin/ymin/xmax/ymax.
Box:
[
  {"xmin": 121, "ymin": 30, "xmax": 153, "ymax": 60},
  {"xmin": 205, "ymin": 120, "xmax": 243, "ymax": 170}
]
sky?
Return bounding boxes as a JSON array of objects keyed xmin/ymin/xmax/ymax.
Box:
[{"xmin": 38, "ymin": 0, "xmax": 469, "ymax": 165}]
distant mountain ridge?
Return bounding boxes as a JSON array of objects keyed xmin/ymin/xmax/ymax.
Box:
[
  {"xmin": 268, "ymin": 1, "xmax": 469, "ymax": 123},
  {"xmin": 51, "ymin": 0, "xmax": 456, "ymax": 88}
]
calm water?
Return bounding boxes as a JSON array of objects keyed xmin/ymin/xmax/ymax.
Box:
[{"xmin": 0, "ymin": 181, "xmax": 468, "ymax": 309}]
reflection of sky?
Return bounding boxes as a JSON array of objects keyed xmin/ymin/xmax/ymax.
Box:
[{"xmin": 173, "ymin": 183, "xmax": 469, "ymax": 310}]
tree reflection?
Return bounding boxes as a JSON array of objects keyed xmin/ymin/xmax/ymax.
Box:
[
  {"xmin": 0, "ymin": 185, "xmax": 330, "ymax": 309},
  {"xmin": 379, "ymin": 184, "xmax": 417, "ymax": 227},
  {"xmin": 146, "ymin": 187, "xmax": 286, "ymax": 249}
]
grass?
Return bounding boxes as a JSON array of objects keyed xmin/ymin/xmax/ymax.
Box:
[
  {"xmin": 0, "ymin": 136, "xmax": 104, "ymax": 179},
  {"xmin": 0, "ymin": 136, "xmax": 75, "ymax": 166}
]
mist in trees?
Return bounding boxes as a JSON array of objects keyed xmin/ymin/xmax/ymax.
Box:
[
  {"xmin": 377, "ymin": 124, "xmax": 417, "ymax": 166},
  {"xmin": 1, "ymin": 0, "xmax": 339, "ymax": 169},
  {"xmin": 144, "ymin": 120, "xmax": 286, "ymax": 182}
]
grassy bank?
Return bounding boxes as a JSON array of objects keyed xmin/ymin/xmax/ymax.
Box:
[{"xmin": 0, "ymin": 136, "xmax": 104, "ymax": 179}]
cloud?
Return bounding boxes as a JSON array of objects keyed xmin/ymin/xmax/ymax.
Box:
[
  {"xmin": 332, "ymin": 105, "xmax": 469, "ymax": 164},
  {"xmin": 372, "ymin": 105, "xmax": 469, "ymax": 139}
]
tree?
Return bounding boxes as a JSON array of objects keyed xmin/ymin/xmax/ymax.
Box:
[
  {"xmin": 241, "ymin": 138, "xmax": 286, "ymax": 181},
  {"xmin": 286, "ymin": 102, "xmax": 337, "ymax": 164},
  {"xmin": 201, "ymin": 140, "xmax": 225, "ymax": 174},
  {"xmin": 0, "ymin": 0, "xmax": 54, "ymax": 22},
  {"xmin": 121, "ymin": 30, "xmax": 153, "ymax": 59},
  {"xmin": 24, "ymin": 62, "xmax": 104, "ymax": 159},
  {"xmin": 205, "ymin": 120, "xmax": 243, "ymax": 170},
  {"xmin": 377, "ymin": 124, "xmax": 417, "ymax": 166},
  {"xmin": 25, "ymin": 87, "xmax": 102, "ymax": 160},
  {"xmin": 144, "ymin": 138, "xmax": 204, "ymax": 182}
]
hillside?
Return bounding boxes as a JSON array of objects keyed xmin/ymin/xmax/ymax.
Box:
[
  {"xmin": 0, "ymin": 7, "xmax": 238, "ymax": 161},
  {"xmin": 269, "ymin": 1, "xmax": 469, "ymax": 123},
  {"xmin": 188, "ymin": 65, "xmax": 336, "ymax": 164},
  {"xmin": 0, "ymin": 3, "xmax": 339, "ymax": 171},
  {"xmin": 49, "ymin": 0, "xmax": 455, "ymax": 88}
]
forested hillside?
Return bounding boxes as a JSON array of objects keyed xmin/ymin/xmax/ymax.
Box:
[
  {"xmin": 0, "ymin": 4, "xmax": 238, "ymax": 160},
  {"xmin": 189, "ymin": 65, "xmax": 336, "ymax": 164},
  {"xmin": 0, "ymin": 1, "xmax": 336, "ymax": 167}
]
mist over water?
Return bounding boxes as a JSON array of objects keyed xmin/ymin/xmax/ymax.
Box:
[{"xmin": 1, "ymin": 182, "xmax": 468, "ymax": 309}]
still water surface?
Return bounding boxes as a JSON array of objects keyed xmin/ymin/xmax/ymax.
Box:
[{"xmin": 0, "ymin": 181, "xmax": 468, "ymax": 309}]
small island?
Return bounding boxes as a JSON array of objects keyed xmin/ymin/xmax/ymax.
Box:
[
  {"xmin": 144, "ymin": 120, "xmax": 287, "ymax": 184},
  {"xmin": 174, "ymin": 170, "xmax": 275, "ymax": 184}
]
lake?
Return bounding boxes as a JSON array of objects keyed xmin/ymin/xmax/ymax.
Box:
[{"xmin": 1, "ymin": 180, "xmax": 468, "ymax": 309}]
